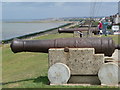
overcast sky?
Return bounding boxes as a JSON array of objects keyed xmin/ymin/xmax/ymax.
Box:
[{"xmin": 2, "ymin": 2, "xmax": 118, "ymax": 20}]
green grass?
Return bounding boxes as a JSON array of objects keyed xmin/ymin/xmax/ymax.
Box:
[
  {"xmin": 2, "ymin": 33, "xmax": 73, "ymax": 88},
  {"xmin": 104, "ymin": 35, "xmax": 120, "ymax": 44},
  {"xmin": 32, "ymin": 33, "xmax": 73, "ymax": 40},
  {"xmin": 95, "ymin": 35, "xmax": 120, "ymax": 44},
  {"xmin": 2, "ymin": 33, "xmax": 120, "ymax": 88}
]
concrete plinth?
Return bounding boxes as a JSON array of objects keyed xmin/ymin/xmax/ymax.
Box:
[
  {"xmin": 73, "ymin": 31, "xmax": 89, "ymax": 37},
  {"xmin": 104, "ymin": 57, "xmax": 120, "ymax": 67},
  {"xmin": 49, "ymin": 48, "xmax": 104, "ymax": 75},
  {"xmin": 73, "ymin": 31, "xmax": 81, "ymax": 37},
  {"xmin": 48, "ymin": 48, "xmax": 105, "ymax": 84}
]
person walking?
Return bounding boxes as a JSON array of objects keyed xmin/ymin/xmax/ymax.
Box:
[
  {"xmin": 101, "ymin": 19, "xmax": 108, "ymax": 36},
  {"xmin": 98, "ymin": 21, "xmax": 103, "ymax": 35}
]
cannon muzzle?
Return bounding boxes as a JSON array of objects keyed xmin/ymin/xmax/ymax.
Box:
[
  {"xmin": 11, "ymin": 39, "xmax": 55, "ymax": 53},
  {"xmin": 10, "ymin": 37, "xmax": 120, "ymax": 56},
  {"xmin": 10, "ymin": 39, "xmax": 24, "ymax": 53}
]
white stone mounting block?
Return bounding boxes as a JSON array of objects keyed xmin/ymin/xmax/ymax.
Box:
[
  {"xmin": 48, "ymin": 63, "xmax": 71, "ymax": 84},
  {"xmin": 98, "ymin": 63, "xmax": 120, "ymax": 85}
]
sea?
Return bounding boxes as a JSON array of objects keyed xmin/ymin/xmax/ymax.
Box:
[{"xmin": 1, "ymin": 21, "xmax": 67, "ymax": 41}]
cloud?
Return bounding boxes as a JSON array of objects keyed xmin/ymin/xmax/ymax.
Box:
[
  {"xmin": 53, "ymin": 2, "xmax": 65, "ymax": 7},
  {"xmin": 2, "ymin": 2, "xmax": 118, "ymax": 19}
]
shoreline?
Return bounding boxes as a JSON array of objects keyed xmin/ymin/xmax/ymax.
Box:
[{"xmin": 1, "ymin": 23, "xmax": 73, "ymax": 44}]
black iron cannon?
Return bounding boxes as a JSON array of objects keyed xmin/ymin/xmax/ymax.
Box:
[
  {"xmin": 58, "ymin": 28, "xmax": 99, "ymax": 35},
  {"xmin": 10, "ymin": 37, "xmax": 120, "ymax": 57}
]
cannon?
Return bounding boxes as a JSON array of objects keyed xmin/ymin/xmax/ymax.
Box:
[
  {"xmin": 10, "ymin": 37, "xmax": 120, "ymax": 56},
  {"xmin": 58, "ymin": 28, "xmax": 99, "ymax": 35}
]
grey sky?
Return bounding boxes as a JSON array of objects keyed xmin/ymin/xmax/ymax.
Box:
[{"xmin": 2, "ymin": 2, "xmax": 118, "ymax": 20}]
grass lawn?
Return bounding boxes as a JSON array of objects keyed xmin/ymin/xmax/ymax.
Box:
[{"xmin": 2, "ymin": 33, "xmax": 120, "ymax": 88}]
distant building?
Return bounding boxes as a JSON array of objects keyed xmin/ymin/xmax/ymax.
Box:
[{"xmin": 114, "ymin": 13, "xmax": 120, "ymax": 24}]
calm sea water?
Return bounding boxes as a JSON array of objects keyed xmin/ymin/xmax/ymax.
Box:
[{"xmin": 2, "ymin": 22, "xmax": 67, "ymax": 40}]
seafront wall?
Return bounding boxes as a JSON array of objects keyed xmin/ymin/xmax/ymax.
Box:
[{"xmin": 1, "ymin": 23, "xmax": 73, "ymax": 44}]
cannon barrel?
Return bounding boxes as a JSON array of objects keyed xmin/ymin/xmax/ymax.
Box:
[
  {"xmin": 58, "ymin": 28, "xmax": 98, "ymax": 34},
  {"xmin": 10, "ymin": 37, "xmax": 120, "ymax": 56}
]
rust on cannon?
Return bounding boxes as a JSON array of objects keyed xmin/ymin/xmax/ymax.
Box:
[{"xmin": 10, "ymin": 37, "xmax": 120, "ymax": 57}]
